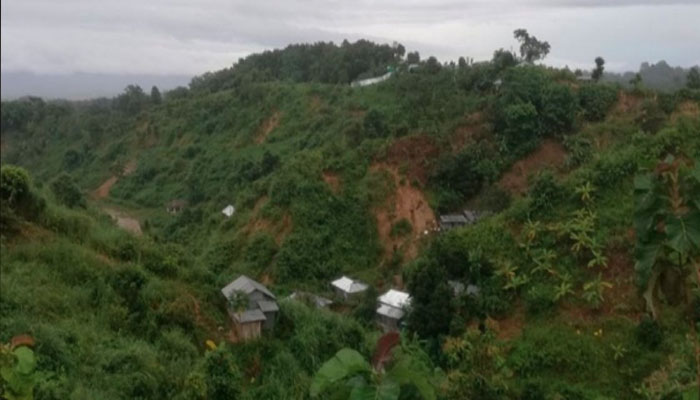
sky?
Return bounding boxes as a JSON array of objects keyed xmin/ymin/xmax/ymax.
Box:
[{"xmin": 2, "ymin": 0, "xmax": 699, "ymax": 99}]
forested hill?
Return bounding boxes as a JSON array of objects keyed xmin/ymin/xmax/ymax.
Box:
[{"xmin": 2, "ymin": 37, "xmax": 700, "ymax": 399}]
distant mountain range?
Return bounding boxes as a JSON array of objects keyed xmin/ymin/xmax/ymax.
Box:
[
  {"xmin": 602, "ymin": 60, "xmax": 698, "ymax": 91},
  {"xmin": 0, "ymin": 71, "xmax": 190, "ymax": 100}
]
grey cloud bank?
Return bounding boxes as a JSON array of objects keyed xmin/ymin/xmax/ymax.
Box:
[{"xmin": 2, "ymin": 0, "xmax": 699, "ymax": 99}]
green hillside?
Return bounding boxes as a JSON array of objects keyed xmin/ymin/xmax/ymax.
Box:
[{"xmin": 2, "ymin": 38, "xmax": 700, "ymax": 399}]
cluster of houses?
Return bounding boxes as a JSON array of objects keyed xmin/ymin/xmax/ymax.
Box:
[{"xmin": 221, "ymin": 273, "xmax": 428, "ymax": 340}]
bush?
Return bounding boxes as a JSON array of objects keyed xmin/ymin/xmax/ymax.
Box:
[
  {"xmin": 579, "ymin": 85, "xmax": 618, "ymax": 121},
  {"xmin": 528, "ymin": 170, "xmax": 562, "ymax": 214},
  {"xmin": 524, "ymin": 284, "xmax": 556, "ymax": 315},
  {"xmin": 477, "ymin": 186, "xmax": 511, "ymax": 213},
  {"xmin": 635, "ymin": 317, "xmax": 663, "ymax": 349},
  {"xmin": 50, "ymin": 173, "xmax": 85, "ymax": 208},
  {"xmin": 390, "ymin": 218, "xmax": 412, "ymax": 238}
]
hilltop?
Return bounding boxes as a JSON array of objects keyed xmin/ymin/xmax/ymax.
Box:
[{"xmin": 2, "ymin": 37, "xmax": 700, "ymax": 399}]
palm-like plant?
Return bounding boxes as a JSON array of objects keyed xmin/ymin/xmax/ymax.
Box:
[
  {"xmin": 582, "ymin": 274, "xmax": 613, "ymax": 309},
  {"xmin": 310, "ymin": 333, "xmax": 438, "ymax": 400},
  {"xmin": 554, "ymin": 275, "xmax": 575, "ymax": 301},
  {"xmin": 227, "ymin": 290, "xmax": 249, "ymax": 314},
  {"xmin": 575, "ymin": 181, "xmax": 596, "ymax": 204}
]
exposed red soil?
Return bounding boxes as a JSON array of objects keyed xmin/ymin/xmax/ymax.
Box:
[
  {"xmin": 613, "ymin": 91, "xmax": 644, "ymax": 115},
  {"xmin": 450, "ymin": 112, "xmax": 488, "ymax": 151},
  {"xmin": 380, "ymin": 135, "xmax": 440, "ymax": 186},
  {"xmin": 322, "ymin": 171, "xmax": 341, "ymax": 194},
  {"xmin": 490, "ymin": 305, "xmax": 526, "ymax": 340},
  {"xmin": 243, "ymin": 196, "xmax": 293, "ymax": 245},
  {"xmin": 370, "ymin": 164, "xmax": 436, "ymax": 262},
  {"xmin": 497, "ymin": 139, "xmax": 568, "ymax": 195},
  {"xmin": 671, "ymin": 100, "xmax": 700, "ymax": 122},
  {"xmin": 93, "ymin": 176, "xmax": 118, "ymax": 199},
  {"xmin": 254, "ymin": 111, "xmax": 282, "ymax": 144}
]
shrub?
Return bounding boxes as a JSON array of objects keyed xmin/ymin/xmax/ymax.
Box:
[
  {"xmin": 528, "ymin": 170, "xmax": 562, "ymax": 214},
  {"xmin": 579, "ymin": 85, "xmax": 618, "ymax": 121},
  {"xmin": 477, "ymin": 186, "xmax": 511, "ymax": 213},
  {"xmin": 390, "ymin": 218, "xmax": 412, "ymax": 238},
  {"xmin": 524, "ymin": 283, "xmax": 556, "ymax": 315},
  {"xmin": 50, "ymin": 173, "xmax": 85, "ymax": 208},
  {"xmin": 635, "ymin": 317, "xmax": 663, "ymax": 349}
]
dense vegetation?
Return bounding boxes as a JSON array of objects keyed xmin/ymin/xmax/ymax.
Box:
[{"xmin": 2, "ymin": 33, "xmax": 700, "ymax": 399}]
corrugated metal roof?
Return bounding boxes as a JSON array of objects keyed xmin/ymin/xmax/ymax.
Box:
[
  {"xmin": 378, "ymin": 289, "xmax": 411, "ymax": 309},
  {"xmin": 221, "ymin": 275, "xmax": 275, "ymax": 300},
  {"xmin": 440, "ymin": 214, "xmax": 468, "ymax": 223},
  {"xmin": 376, "ymin": 304, "xmax": 405, "ymax": 320},
  {"xmin": 257, "ymin": 300, "xmax": 279, "ymax": 313},
  {"xmin": 231, "ymin": 309, "xmax": 266, "ymax": 323},
  {"xmin": 331, "ymin": 276, "xmax": 368, "ymax": 294}
]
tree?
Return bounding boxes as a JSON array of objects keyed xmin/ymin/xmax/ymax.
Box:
[
  {"xmin": 592, "ymin": 57, "xmax": 605, "ymax": 82},
  {"xmin": 50, "ymin": 173, "xmax": 85, "ymax": 208},
  {"xmin": 406, "ymin": 51, "xmax": 420, "ymax": 64},
  {"xmin": 513, "ymin": 29, "xmax": 550, "ymax": 63},
  {"xmin": 687, "ymin": 67, "xmax": 700, "ymax": 89},
  {"xmin": 492, "ymin": 49, "xmax": 517, "ymax": 72},
  {"xmin": 310, "ymin": 333, "xmax": 438, "ymax": 400},
  {"xmin": 458, "ymin": 57, "xmax": 467, "ymax": 69},
  {"xmin": 629, "ymin": 73, "xmax": 643, "ymax": 90},
  {"xmin": 407, "ymin": 261, "xmax": 453, "ymax": 338},
  {"xmin": 425, "ymin": 56, "xmax": 441, "ymax": 74},
  {"xmin": 150, "ymin": 85, "xmax": 162, "ymax": 104}
]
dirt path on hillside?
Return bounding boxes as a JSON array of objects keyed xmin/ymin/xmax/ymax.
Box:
[
  {"xmin": 103, "ymin": 207, "xmax": 142, "ymax": 236},
  {"xmin": 92, "ymin": 160, "xmax": 137, "ymax": 200}
]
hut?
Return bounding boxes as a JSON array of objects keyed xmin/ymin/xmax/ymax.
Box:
[
  {"xmin": 376, "ymin": 289, "xmax": 411, "ymax": 332},
  {"xmin": 331, "ymin": 276, "xmax": 368, "ymax": 300},
  {"xmin": 221, "ymin": 275, "xmax": 278, "ymax": 340},
  {"xmin": 166, "ymin": 199, "xmax": 187, "ymax": 214}
]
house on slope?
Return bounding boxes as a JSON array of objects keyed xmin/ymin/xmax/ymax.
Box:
[
  {"xmin": 221, "ymin": 275, "xmax": 278, "ymax": 340},
  {"xmin": 439, "ymin": 214, "xmax": 468, "ymax": 230},
  {"xmin": 331, "ymin": 276, "xmax": 368, "ymax": 301},
  {"xmin": 222, "ymin": 204, "xmax": 235, "ymax": 218},
  {"xmin": 376, "ymin": 289, "xmax": 411, "ymax": 332},
  {"xmin": 439, "ymin": 210, "xmax": 487, "ymax": 231},
  {"xmin": 166, "ymin": 199, "xmax": 187, "ymax": 214}
]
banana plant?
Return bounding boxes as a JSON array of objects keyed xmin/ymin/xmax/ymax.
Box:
[
  {"xmin": 0, "ymin": 336, "xmax": 37, "ymax": 400},
  {"xmin": 582, "ymin": 273, "xmax": 613, "ymax": 309},
  {"xmin": 310, "ymin": 333, "xmax": 438, "ymax": 400},
  {"xmin": 575, "ymin": 181, "xmax": 596, "ymax": 205},
  {"xmin": 554, "ymin": 274, "xmax": 575, "ymax": 301}
]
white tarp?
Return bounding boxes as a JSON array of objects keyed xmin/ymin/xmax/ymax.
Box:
[{"xmin": 222, "ymin": 204, "xmax": 235, "ymax": 217}]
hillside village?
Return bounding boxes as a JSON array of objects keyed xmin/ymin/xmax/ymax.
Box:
[{"xmin": 1, "ymin": 35, "xmax": 700, "ymax": 399}]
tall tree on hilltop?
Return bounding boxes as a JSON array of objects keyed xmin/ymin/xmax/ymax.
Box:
[
  {"xmin": 150, "ymin": 85, "xmax": 162, "ymax": 104},
  {"xmin": 592, "ymin": 57, "xmax": 605, "ymax": 82},
  {"xmin": 513, "ymin": 29, "xmax": 550, "ymax": 63},
  {"xmin": 687, "ymin": 67, "xmax": 700, "ymax": 89}
]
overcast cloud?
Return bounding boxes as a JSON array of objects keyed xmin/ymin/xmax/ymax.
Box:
[{"xmin": 2, "ymin": 0, "xmax": 699, "ymax": 98}]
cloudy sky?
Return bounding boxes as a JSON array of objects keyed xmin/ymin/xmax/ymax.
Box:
[{"xmin": 2, "ymin": 0, "xmax": 699, "ymax": 98}]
